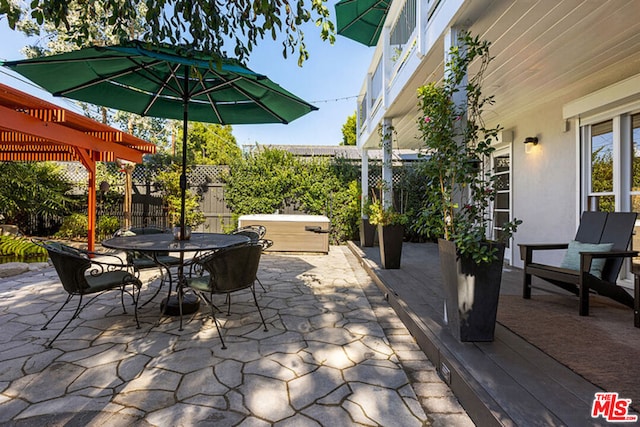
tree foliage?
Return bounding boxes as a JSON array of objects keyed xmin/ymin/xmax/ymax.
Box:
[
  {"xmin": 416, "ymin": 32, "xmax": 520, "ymax": 264},
  {"xmin": 0, "ymin": 162, "xmax": 76, "ymax": 230},
  {"xmin": 154, "ymin": 164, "xmax": 205, "ymax": 228},
  {"xmin": 2, "ymin": 0, "xmax": 335, "ymax": 66},
  {"xmin": 340, "ymin": 113, "xmax": 357, "ymax": 146},
  {"xmin": 178, "ymin": 123, "xmax": 241, "ymax": 166}
]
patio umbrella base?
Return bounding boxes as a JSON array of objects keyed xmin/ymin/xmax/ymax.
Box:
[{"xmin": 161, "ymin": 294, "xmax": 200, "ymax": 316}]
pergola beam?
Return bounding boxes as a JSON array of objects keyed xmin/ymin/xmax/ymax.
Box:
[{"xmin": 0, "ymin": 105, "xmax": 144, "ymax": 163}]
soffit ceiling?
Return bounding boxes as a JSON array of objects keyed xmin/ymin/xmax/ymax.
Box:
[{"xmin": 383, "ymin": 0, "xmax": 640, "ymax": 149}]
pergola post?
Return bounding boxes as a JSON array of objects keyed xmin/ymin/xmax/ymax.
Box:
[{"xmin": 122, "ymin": 162, "xmax": 136, "ymax": 230}]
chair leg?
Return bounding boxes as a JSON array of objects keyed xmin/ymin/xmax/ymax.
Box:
[
  {"xmin": 178, "ymin": 277, "xmax": 184, "ymax": 331},
  {"xmin": 45, "ymin": 295, "xmax": 84, "ymax": 348},
  {"xmin": 130, "ymin": 281, "xmax": 141, "ymax": 329},
  {"xmin": 256, "ymin": 277, "xmax": 266, "ymax": 292},
  {"xmin": 251, "ymin": 285, "xmax": 268, "ymax": 332},
  {"xmin": 523, "ymin": 272, "xmax": 532, "ymax": 299},
  {"xmin": 42, "ymin": 294, "xmax": 73, "ymax": 331},
  {"xmin": 208, "ymin": 297, "xmax": 227, "ymax": 350},
  {"xmin": 579, "ymin": 273, "xmax": 590, "ymax": 316},
  {"xmin": 140, "ymin": 265, "xmax": 173, "ymax": 308},
  {"xmin": 634, "ymin": 274, "xmax": 639, "ymax": 328}
]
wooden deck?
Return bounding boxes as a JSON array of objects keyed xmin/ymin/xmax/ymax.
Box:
[{"xmin": 347, "ymin": 241, "xmax": 638, "ymax": 427}]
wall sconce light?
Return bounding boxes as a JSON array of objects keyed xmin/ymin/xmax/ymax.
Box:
[{"xmin": 524, "ymin": 136, "xmax": 539, "ymax": 154}]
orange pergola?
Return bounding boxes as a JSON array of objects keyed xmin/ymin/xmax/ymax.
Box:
[{"xmin": 0, "ymin": 83, "xmax": 156, "ymax": 251}]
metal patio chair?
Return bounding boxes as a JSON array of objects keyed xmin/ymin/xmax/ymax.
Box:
[
  {"xmin": 114, "ymin": 226, "xmax": 182, "ymax": 306},
  {"xmin": 184, "ymin": 243, "xmax": 267, "ymax": 349},
  {"xmin": 40, "ymin": 241, "xmax": 142, "ymax": 347}
]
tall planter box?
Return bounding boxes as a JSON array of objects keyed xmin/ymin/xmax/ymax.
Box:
[
  {"xmin": 378, "ymin": 224, "xmax": 404, "ymax": 269},
  {"xmin": 360, "ymin": 218, "xmax": 376, "ymax": 247},
  {"xmin": 438, "ymin": 238, "xmax": 504, "ymax": 342}
]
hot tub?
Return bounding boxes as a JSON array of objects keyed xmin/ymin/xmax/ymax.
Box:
[{"xmin": 238, "ymin": 214, "xmax": 330, "ymax": 254}]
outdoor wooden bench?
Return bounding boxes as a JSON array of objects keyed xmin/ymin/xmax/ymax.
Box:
[{"xmin": 520, "ymin": 211, "xmax": 638, "ymax": 324}]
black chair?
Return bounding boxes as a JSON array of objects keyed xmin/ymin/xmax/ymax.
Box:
[
  {"xmin": 232, "ymin": 225, "xmax": 270, "ymax": 291},
  {"xmin": 114, "ymin": 226, "xmax": 182, "ymax": 306},
  {"xmin": 520, "ymin": 211, "xmax": 638, "ymax": 318},
  {"xmin": 233, "ymin": 224, "xmax": 267, "ymax": 240},
  {"xmin": 40, "ymin": 242, "xmax": 142, "ymax": 347},
  {"xmin": 184, "ymin": 243, "xmax": 267, "ymax": 349}
]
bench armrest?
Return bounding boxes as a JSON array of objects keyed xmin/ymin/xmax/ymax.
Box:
[
  {"xmin": 580, "ymin": 250, "xmax": 639, "ymax": 272},
  {"xmin": 519, "ymin": 243, "xmax": 569, "ymax": 263}
]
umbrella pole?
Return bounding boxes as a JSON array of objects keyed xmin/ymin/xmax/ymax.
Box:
[{"xmin": 179, "ymin": 67, "xmax": 189, "ymax": 240}]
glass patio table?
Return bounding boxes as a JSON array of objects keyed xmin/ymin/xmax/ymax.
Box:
[{"xmin": 102, "ymin": 232, "xmax": 251, "ymax": 321}]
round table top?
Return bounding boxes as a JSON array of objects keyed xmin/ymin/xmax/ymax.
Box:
[{"xmin": 102, "ymin": 232, "xmax": 250, "ymax": 253}]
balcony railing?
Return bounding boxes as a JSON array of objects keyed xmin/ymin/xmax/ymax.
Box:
[
  {"xmin": 390, "ymin": 0, "xmax": 417, "ymax": 52},
  {"xmin": 371, "ymin": 59, "xmax": 383, "ymax": 107}
]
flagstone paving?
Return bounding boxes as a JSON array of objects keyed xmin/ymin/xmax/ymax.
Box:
[{"xmin": 0, "ymin": 246, "xmax": 473, "ymax": 426}]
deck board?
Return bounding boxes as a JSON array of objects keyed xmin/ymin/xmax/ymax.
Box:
[{"xmin": 348, "ymin": 241, "xmax": 632, "ymax": 426}]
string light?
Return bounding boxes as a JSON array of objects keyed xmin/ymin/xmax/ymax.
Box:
[{"xmin": 309, "ymin": 95, "xmax": 358, "ymax": 104}]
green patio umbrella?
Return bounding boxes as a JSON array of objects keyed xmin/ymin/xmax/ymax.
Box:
[
  {"xmin": 3, "ymin": 41, "xmax": 317, "ymax": 238},
  {"xmin": 335, "ymin": 0, "xmax": 391, "ymax": 46}
]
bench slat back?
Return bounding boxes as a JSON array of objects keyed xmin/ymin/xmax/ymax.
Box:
[
  {"xmin": 600, "ymin": 212, "xmax": 637, "ymax": 282},
  {"xmin": 574, "ymin": 211, "xmax": 607, "ymax": 244}
]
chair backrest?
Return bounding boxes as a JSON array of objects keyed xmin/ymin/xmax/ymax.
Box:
[
  {"xmin": 198, "ymin": 243, "xmax": 262, "ymax": 293},
  {"xmin": 115, "ymin": 226, "xmax": 171, "ymax": 258},
  {"xmin": 130, "ymin": 226, "xmax": 167, "ymax": 235},
  {"xmin": 232, "ymin": 229, "xmax": 260, "ymax": 243},
  {"xmin": 574, "ymin": 211, "xmax": 608, "ymax": 243},
  {"xmin": 44, "ymin": 243, "xmax": 91, "ymax": 293},
  {"xmin": 235, "ymin": 225, "xmax": 267, "ymax": 239},
  {"xmin": 600, "ymin": 212, "xmax": 637, "ymax": 282}
]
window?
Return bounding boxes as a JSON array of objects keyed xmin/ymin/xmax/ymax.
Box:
[
  {"xmin": 491, "ymin": 147, "xmax": 512, "ymax": 262},
  {"xmin": 582, "ymin": 112, "xmax": 640, "ymax": 278},
  {"xmin": 588, "ymin": 120, "xmax": 614, "ymax": 212}
]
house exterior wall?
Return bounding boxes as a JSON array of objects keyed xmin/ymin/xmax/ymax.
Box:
[
  {"xmin": 495, "ymin": 104, "xmax": 578, "ymax": 268},
  {"xmin": 354, "ymin": 0, "xmax": 640, "ymax": 269}
]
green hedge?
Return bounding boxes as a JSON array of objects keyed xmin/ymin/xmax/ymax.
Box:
[{"xmin": 224, "ymin": 147, "xmax": 361, "ymax": 244}]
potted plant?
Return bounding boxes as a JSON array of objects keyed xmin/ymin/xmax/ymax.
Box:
[
  {"xmin": 359, "ymin": 195, "xmax": 376, "ymax": 247},
  {"xmin": 416, "ymin": 32, "xmax": 521, "ymax": 341},
  {"xmin": 368, "ymin": 191, "xmax": 409, "ymax": 269}
]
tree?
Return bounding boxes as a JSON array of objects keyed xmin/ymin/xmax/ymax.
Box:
[
  {"xmin": 155, "ymin": 164, "xmax": 205, "ymax": 228},
  {"xmin": 2, "ymin": 0, "xmax": 335, "ymax": 66},
  {"xmin": 340, "ymin": 113, "xmax": 357, "ymax": 146},
  {"xmin": 181, "ymin": 123, "xmax": 241, "ymax": 165}
]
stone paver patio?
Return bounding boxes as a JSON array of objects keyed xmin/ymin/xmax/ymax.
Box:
[{"xmin": 0, "ymin": 246, "xmax": 472, "ymax": 426}]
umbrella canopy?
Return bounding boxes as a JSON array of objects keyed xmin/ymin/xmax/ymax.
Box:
[
  {"xmin": 3, "ymin": 41, "xmax": 317, "ymax": 238},
  {"xmin": 2, "ymin": 41, "xmax": 316, "ymax": 125},
  {"xmin": 335, "ymin": 0, "xmax": 391, "ymax": 46}
]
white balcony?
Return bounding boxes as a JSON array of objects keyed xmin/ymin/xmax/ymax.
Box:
[{"xmin": 356, "ymin": 0, "xmax": 640, "ymax": 151}]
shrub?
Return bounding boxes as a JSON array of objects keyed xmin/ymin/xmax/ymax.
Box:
[
  {"xmin": 97, "ymin": 215, "xmax": 121, "ymax": 239},
  {"xmin": 224, "ymin": 147, "xmax": 362, "ymax": 243},
  {"xmin": 55, "ymin": 213, "xmax": 88, "ymax": 239}
]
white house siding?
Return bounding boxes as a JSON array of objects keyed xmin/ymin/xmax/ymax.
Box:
[
  {"xmin": 354, "ymin": 0, "xmax": 640, "ymax": 269},
  {"xmin": 493, "ymin": 103, "xmax": 578, "ymax": 268}
]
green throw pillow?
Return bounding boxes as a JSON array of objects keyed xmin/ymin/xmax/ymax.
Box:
[{"xmin": 560, "ymin": 240, "xmax": 614, "ymax": 278}]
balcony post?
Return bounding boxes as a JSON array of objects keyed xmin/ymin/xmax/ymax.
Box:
[
  {"xmin": 361, "ymin": 147, "xmax": 369, "ymax": 218},
  {"xmin": 382, "ymin": 117, "xmax": 393, "ymax": 210}
]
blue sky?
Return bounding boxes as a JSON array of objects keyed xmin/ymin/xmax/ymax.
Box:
[{"xmin": 0, "ymin": 6, "xmax": 373, "ymax": 147}]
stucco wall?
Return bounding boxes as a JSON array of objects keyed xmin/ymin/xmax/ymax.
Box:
[{"xmin": 498, "ymin": 102, "xmax": 578, "ymax": 268}]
